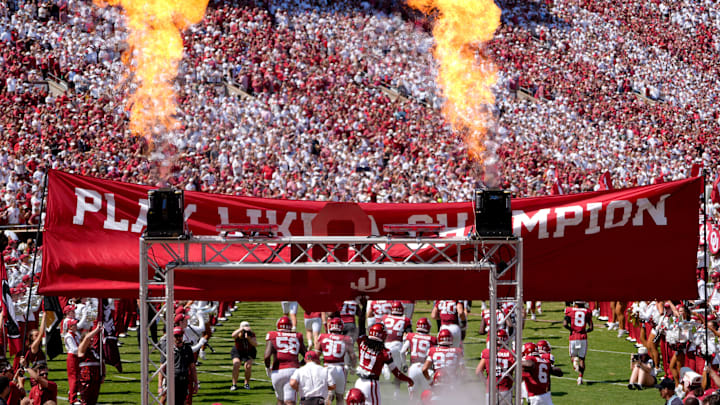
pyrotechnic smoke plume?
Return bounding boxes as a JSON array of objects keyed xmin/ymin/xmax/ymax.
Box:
[{"xmin": 408, "ymin": 0, "xmax": 501, "ymax": 168}]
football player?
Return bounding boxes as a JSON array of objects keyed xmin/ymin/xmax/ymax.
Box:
[
  {"xmin": 265, "ymin": 316, "xmax": 307, "ymax": 405},
  {"xmin": 346, "ymin": 388, "xmax": 366, "ymax": 405},
  {"xmin": 564, "ymin": 301, "xmax": 593, "ymax": 385},
  {"xmin": 303, "ymin": 309, "xmax": 325, "ymax": 350},
  {"xmin": 381, "ymin": 302, "xmax": 412, "ymax": 372},
  {"xmin": 536, "ymin": 339, "xmax": 555, "ymax": 365},
  {"xmin": 402, "ymin": 317, "xmax": 437, "ymax": 397},
  {"xmin": 522, "ymin": 342, "xmax": 563, "ymax": 405},
  {"xmin": 476, "ymin": 330, "xmax": 515, "ymax": 404},
  {"xmin": 317, "ymin": 317, "xmax": 356, "ymax": 404},
  {"xmin": 431, "ymin": 300, "xmax": 465, "ymax": 348},
  {"xmin": 339, "ymin": 300, "xmax": 360, "ymax": 342},
  {"xmin": 366, "ymin": 300, "xmax": 392, "ymax": 327},
  {"xmin": 354, "ymin": 323, "xmax": 413, "ymax": 405},
  {"xmin": 422, "ymin": 329, "xmax": 464, "ymax": 382}
]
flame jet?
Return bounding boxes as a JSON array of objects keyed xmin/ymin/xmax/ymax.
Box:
[{"xmin": 408, "ymin": 0, "xmax": 501, "ymax": 163}]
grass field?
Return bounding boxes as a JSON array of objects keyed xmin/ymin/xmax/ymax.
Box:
[{"xmin": 42, "ymin": 301, "xmax": 663, "ymax": 404}]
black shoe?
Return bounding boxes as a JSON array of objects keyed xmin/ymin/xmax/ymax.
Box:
[
  {"xmin": 244, "ymin": 383, "xmax": 251, "ymax": 390},
  {"xmin": 635, "ymin": 383, "xmax": 643, "ymax": 391},
  {"xmin": 627, "ymin": 383, "xmax": 635, "ymax": 390}
]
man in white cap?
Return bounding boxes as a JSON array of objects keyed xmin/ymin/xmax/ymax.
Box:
[{"xmin": 230, "ymin": 321, "xmax": 257, "ymax": 391}]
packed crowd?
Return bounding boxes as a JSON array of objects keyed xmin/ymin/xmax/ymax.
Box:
[
  {"xmin": 1, "ymin": 0, "xmax": 720, "ymax": 403},
  {"xmin": 0, "ymin": 0, "xmax": 718, "ymax": 216}
]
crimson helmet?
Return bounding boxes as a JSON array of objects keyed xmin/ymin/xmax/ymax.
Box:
[
  {"xmin": 276, "ymin": 316, "xmax": 292, "ymax": 332},
  {"xmin": 438, "ymin": 329, "xmax": 453, "ymax": 346},
  {"xmin": 328, "ymin": 317, "xmax": 344, "ymax": 333},
  {"xmin": 346, "ymin": 388, "xmax": 366, "ymax": 405},
  {"xmin": 391, "ymin": 301, "xmax": 404, "ymax": 316},
  {"xmin": 416, "ymin": 317, "xmax": 431, "ymax": 334},
  {"xmin": 522, "ymin": 342, "xmax": 538, "ymax": 357},
  {"xmin": 368, "ymin": 323, "xmax": 387, "ymax": 342},
  {"xmin": 537, "ymin": 339, "xmax": 551, "ymax": 354},
  {"xmin": 497, "ymin": 329, "xmax": 509, "ymax": 344}
]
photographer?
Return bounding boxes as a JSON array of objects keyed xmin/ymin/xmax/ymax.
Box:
[
  {"xmin": 230, "ymin": 321, "xmax": 257, "ymax": 391},
  {"xmin": 628, "ymin": 346, "xmax": 657, "ymax": 390},
  {"xmin": 20, "ymin": 364, "xmax": 57, "ymax": 405}
]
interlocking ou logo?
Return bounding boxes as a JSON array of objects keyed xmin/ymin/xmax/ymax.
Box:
[
  {"xmin": 350, "ymin": 270, "xmax": 386, "ymax": 293},
  {"xmin": 710, "ymin": 229, "xmax": 720, "ymax": 255}
]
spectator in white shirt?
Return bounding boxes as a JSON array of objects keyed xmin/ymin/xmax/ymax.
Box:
[{"xmin": 289, "ymin": 351, "xmax": 335, "ymax": 405}]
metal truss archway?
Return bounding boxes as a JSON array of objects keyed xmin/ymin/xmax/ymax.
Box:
[{"xmin": 139, "ymin": 235, "xmax": 523, "ymax": 405}]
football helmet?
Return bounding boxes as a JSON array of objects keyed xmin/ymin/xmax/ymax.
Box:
[
  {"xmin": 346, "ymin": 388, "xmax": 366, "ymax": 405},
  {"xmin": 276, "ymin": 316, "xmax": 292, "ymax": 332},
  {"xmin": 368, "ymin": 322, "xmax": 387, "ymax": 342},
  {"xmin": 328, "ymin": 317, "xmax": 344, "ymax": 333},
  {"xmin": 416, "ymin": 317, "xmax": 431, "ymax": 334},
  {"xmin": 537, "ymin": 339, "xmax": 551, "ymax": 353},
  {"xmin": 522, "ymin": 342, "xmax": 538, "ymax": 357},
  {"xmin": 438, "ymin": 329, "xmax": 453, "ymax": 346},
  {"xmin": 391, "ymin": 301, "xmax": 404, "ymax": 316},
  {"xmin": 497, "ymin": 329, "xmax": 509, "ymax": 344}
]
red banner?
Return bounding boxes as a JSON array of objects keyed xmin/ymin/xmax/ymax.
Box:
[{"xmin": 40, "ymin": 170, "xmax": 702, "ymax": 302}]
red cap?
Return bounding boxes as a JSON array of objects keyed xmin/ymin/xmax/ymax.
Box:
[
  {"xmin": 63, "ymin": 304, "xmax": 76, "ymax": 314},
  {"xmin": 22, "ymin": 275, "xmax": 30, "ymax": 282},
  {"xmin": 173, "ymin": 327, "xmax": 184, "ymax": 336},
  {"xmin": 175, "ymin": 306, "xmax": 186, "ymax": 315},
  {"xmin": 708, "ymin": 314, "xmax": 717, "ymax": 321},
  {"xmin": 67, "ymin": 318, "xmax": 79, "ymax": 326},
  {"xmin": 304, "ymin": 350, "xmax": 319, "ymax": 362}
]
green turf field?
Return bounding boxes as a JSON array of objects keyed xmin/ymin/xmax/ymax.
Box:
[{"xmin": 42, "ymin": 301, "xmax": 663, "ymax": 404}]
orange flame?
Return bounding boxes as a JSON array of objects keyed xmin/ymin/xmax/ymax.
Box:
[
  {"xmin": 94, "ymin": 0, "xmax": 208, "ymax": 146},
  {"xmin": 408, "ymin": 0, "xmax": 500, "ymax": 163}
]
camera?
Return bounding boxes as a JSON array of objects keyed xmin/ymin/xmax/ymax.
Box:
[{"xmin": 631, "ymin": 354, "xmax": 640, "ymax": 362}]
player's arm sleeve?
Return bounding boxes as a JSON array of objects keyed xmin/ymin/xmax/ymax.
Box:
[
  {"xmin": 586, "ymin": 316, "xmax": 594, "ymax": 332},
  {"xmin": 392, "ymin": 366, "xmax": 413, "ymax": 385},
  {"xmin": 263, "ymin": 340, "xmax": 273, "ymax": 368},
  {"xmin": 551, "ymin": 365, "xmax": 563, "ymax": 376},
  {"xmin": 401, "ymin": 339, "xmax": 410, "ymax": 354},
  {"xmin": 431, "ymin": 304, "xmax": 439, "ymax": 320},
  {"xmin": 563, "ymin": 316, "xmax": 571, "ymax": 331},
  {"xmin": 422, "ymin": 357, "xmax": 432, "ymax": 379},
  {"xmin": 476, "ymin": 358, "xmax": 486, "ymax": 376}
]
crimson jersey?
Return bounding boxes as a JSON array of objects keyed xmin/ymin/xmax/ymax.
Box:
[
  {"xmin": 522, "ymin": 355, "xmax": 552, "ymax": 396},
  {"xmin": 427, "ymin": 346, "xmax": 463, "ymax": 372},
  {"xmin": 540, "ymin": 352, "xmax": 555, "ymax": 365},
  {"xmin": 482, "ymin": 309, "xmax": 509, "ymax": 334},
  {"xmin": 357, "ymin": 336, "xmax": 395, "ymax": 377},
  {"xmin": 266, "ymin": 331, "xmax": 304, "ymax": 370},
  {"xmin": 481, "ymin": 348, "xmax": 515, "ymax": 391},
  {"xmin": 381, "ymin": 315, "xmax": 412, "ymax": 343},
  {"xmin": 435, "ymin": 300, "xmax": 460, "ymax": 325},
  {"xmin": 368, "ymin": 300, "xmax": 392, "ymax": 319},
  {"xmin": 340, "ymin": 300, "xmax": 359, "ymax": 325},
  {"xmin": 405, "ymin": 332, "xmax": 437, "ymax": 364},
  {"xmin": 564, "ymin": 307, "xmax": 591, "ymax": 340},
  {"xmin": 318, "ymin": 333, "xmax": 353, "ymax": 364}
]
